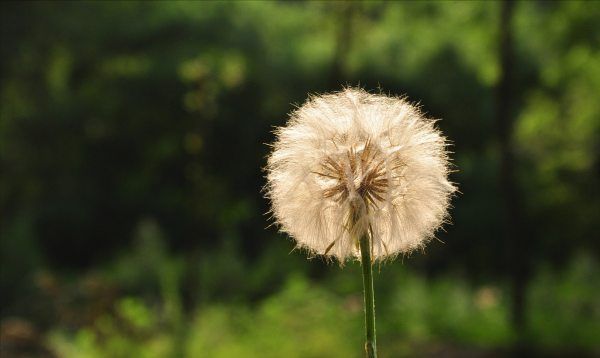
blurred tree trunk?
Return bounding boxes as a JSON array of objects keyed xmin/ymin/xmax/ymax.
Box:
[
  {"xmin": 495, "ymin": 0, "xmax": 530, "ymax": 349},
  {"xmin": 329, "ymin": 2, "xmax": 355, "ymax": 88}
]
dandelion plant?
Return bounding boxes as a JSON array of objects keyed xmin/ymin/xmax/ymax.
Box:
[{"xmin": 266, "ymin": 88, "xmax": 456, "ymax": 357}]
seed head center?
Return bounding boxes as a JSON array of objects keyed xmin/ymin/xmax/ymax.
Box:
[{"xmin": 315, "ymin": 139, "xmax": 389, "ymax": 210}]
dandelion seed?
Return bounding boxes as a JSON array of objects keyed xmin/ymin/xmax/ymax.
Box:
[
  {"xmin": 266, "ymin": 87, "xmax": 456, "ymax": 262},
  {"xmin": 265, "ymin": 87, "xmax": 457, "ymax": 357}
]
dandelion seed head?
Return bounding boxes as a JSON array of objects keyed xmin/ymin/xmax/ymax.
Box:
[{"xmin": 265, "ymin": 88, "xmax": 457, "ymax": 262}]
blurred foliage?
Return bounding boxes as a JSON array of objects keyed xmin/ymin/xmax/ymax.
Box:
[
  {"xmin": 1, "ymin": 0, "xmax": 599, "ymax": 356},
  {"xmin": 46, "ymin": 255, "xmax": 598, "ymax": 357}
]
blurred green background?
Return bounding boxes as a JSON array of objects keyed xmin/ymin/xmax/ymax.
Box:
[{"xmin": 1, "ymin": 1, "xmax": 599, "ymax": 357}]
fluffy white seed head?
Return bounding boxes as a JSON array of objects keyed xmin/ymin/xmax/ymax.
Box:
[{"xmin": 265, "ymin": 88, "xmax": 456, "ymax": 262}]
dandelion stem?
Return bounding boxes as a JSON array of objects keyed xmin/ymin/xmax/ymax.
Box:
[{"xmin": 359, "ymin": 233, "xmax": 377, "ymax": 358}]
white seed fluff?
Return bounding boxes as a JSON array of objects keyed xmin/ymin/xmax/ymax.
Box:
[{"xmin": 266, "ymin": 88, "xmax": 456, "ymax": 261}]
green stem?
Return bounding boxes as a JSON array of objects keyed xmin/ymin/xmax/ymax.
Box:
[{"xmin": 359, "ymin": 233, "xmax": 377, "ymax": 358}]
